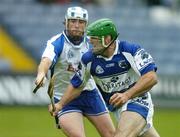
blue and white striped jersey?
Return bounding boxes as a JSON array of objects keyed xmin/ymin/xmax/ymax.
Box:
[
  {"xmin": 42, "ymin": 31, "xmax": 97, "ymax": 100},
  {"xmin": 71, "ymin": 40, "xmax": 157, "ymax": 95}
]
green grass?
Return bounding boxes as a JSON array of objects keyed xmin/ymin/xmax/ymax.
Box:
[
  {"xmin": 153, "ymin": 108, "xmax": 180, "ymax": 137},
  {"xmin": 0, "ymin": 106, "xmax": 179, "ymax": 137}
]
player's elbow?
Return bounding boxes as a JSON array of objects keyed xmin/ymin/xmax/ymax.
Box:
[{"xmin": 149, "ymin": 71, "xmax": 158, "ymax": 86}]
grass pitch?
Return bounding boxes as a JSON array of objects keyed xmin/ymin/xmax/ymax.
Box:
[{"xmin": 0, "ymin": 106, "xmax": 179, "ymax": 137}]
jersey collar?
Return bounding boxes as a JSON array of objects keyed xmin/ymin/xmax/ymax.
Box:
[{"xmin": 62, "ymin": 30, "xmax": 86, "ymax": 49}]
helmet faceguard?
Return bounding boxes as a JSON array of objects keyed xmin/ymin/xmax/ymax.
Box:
[{"xmin": 87, "ymin": 18, "xmax": 118, "ymax": 48}]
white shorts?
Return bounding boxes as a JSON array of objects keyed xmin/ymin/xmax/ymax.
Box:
[{"xmin": 113, "ymin": 92, "xmax": 154, "ymax": 135}]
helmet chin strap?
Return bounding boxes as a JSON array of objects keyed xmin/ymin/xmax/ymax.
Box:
[{"xmin": 94, "ymin": 33, "xmax": 119, "ymax": 56}]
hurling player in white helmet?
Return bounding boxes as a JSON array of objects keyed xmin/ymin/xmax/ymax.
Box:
[
  {"xmin": 51, "ymin": 18, "xmax": 160, "ymax": 137},
  {"xmin": 35, "ymin": 7, "xmax": 115, "ymax": 137}
]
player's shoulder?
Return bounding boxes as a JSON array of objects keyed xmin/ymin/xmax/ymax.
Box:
[
  {"xmin": 46, "ymin": 33, "xmax": 65, "ymax": 56},
  {"xmin": 82, "ymin": 50, "xmax": 94, "ymax": 65},
  {"xmin": 48, "ymin": 33, "xmax": 64, "ymax": 45},
  {"xmin": 118, "ymin": 40, "xmax": 141, "ymax": 56}
]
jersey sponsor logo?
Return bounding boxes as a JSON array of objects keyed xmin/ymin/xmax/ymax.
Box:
[
  {"xmin": 118, "ymin": 60, "xmax": 128, "ymax": 69},
  {"xmin": 67, "ymin": 64, "xmax": 76, "ymax": 72},
  {"xmin": 98, "ymin": 76, "xmax": 131, "ymax": 93},
  {"xmin": 106, "ymin": 63, "xmax": 115, "ymax": 68},
  {"xmin": 132, "ymin": 96, "xmax": 149, "ymax": 107},
  {"xmin": 67, "ymin": 62, "xmax": 82, "ymax": 72},
  {"xmin": 135, "ymin": 49, "xmax": 154, "ymax": 70},
  {"xmin": 111, "ymin": 76, "xmax": 119, "ymax": 83},
  {"xmin": 95, "ymin": 65, "xmax": 104, "ymax": 74}
]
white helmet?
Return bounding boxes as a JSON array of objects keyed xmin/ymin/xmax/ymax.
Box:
[{"xmin": 65, "ymin": 6, "xmax": 88, "ymax": 22}]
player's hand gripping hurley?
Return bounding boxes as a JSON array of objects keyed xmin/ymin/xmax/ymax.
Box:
[
  {"xmin": 33, "ymin": 77, "xmax": 44, "ymax": 94},
  {"xmin": 47, "ymin": 75, "xmax": 60, "ymax": 129}
]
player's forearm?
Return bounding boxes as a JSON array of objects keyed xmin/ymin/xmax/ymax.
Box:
[
  {"xmin": 35, "ymin": 58, "xmax": 52, "ymax": 85},
  {"xmin": 37, "ymin": 57, "xmax": 52, "ymax": 76},
  {"xmin": 125, "ymin": 71, "xmax": 158, "ymax": 99},
  {"xmin": 58, "ymin": 84, "xmax": 82, "ymax": 107}
]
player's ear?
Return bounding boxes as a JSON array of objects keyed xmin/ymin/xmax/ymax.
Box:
[{"xmin": 63, "ymin": 20, "xmax": 65, "ymax": 25}]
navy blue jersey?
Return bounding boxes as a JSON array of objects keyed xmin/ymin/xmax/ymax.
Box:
[{"xmin": 71, "ymin": 40, "xmax": 157, "ymax": 104}]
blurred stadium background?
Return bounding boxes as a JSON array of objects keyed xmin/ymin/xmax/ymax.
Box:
[{"xmin": 0, "ymin": 0, "xmax": 180, "ymax": 137}]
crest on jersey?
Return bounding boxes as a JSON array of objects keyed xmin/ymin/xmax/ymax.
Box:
[
  {"xmin": 95, "ymin": 65, "xmax": 104, "ymax": 74},
  {"xmin": 141, "ymin": 50, "xmax": 149, "ymax": 60},
  {"xmin": 67, "ymin": 50, "xmax": 74, "ymax": 59},
  {"xmin": 118, "ymin": 60, "xmax": 128, "ymax": 69},
  {"xmin": 135, "ymin": 49, "xmax": 154, "ymax": 70}
]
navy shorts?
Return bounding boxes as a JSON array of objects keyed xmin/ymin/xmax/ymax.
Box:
[{"xmin": 54, "ymin": 89, "xmax": 108, "ymax": 117}]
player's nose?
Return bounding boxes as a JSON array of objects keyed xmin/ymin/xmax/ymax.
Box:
[{"xmin": 74, "ymin": 20, "xmax": 80, "ymax": 27}]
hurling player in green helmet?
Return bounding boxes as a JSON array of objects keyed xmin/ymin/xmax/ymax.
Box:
[
  {"xmin": 85, "ymin": 18, "xmax": 160, "ymax": 137},
  {"xmin": 52, "ymin": 18, "xmax": 160, "ymax": 137}
]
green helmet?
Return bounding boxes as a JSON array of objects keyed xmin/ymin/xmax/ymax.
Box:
[{"xmin": 87, "ymin": 18, "xmax": 118, "ymax": 47}]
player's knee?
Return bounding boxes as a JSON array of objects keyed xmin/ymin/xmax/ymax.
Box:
[
  {"xmin": 60, "ymin": 123, "xmax": 85, "ymax": 137},
  {"xmin": 59, "ymin": 117, "xmax": 86, "ymax": 137},
  {"xmin": 98, "ymin": 123, "xmax": 115, "ymax": 137}
]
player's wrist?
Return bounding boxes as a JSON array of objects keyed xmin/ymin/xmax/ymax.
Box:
[
  {"xmin": 57, "ymin": 102, "xmax": 63, "ymax": 110},
  {"xmin": 38, "ymin": 71, "xmax": 46, "ymax": 77},
  {"xmin": 124, "ymin": 90, "xmax": 133, "ymax": 100}
]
